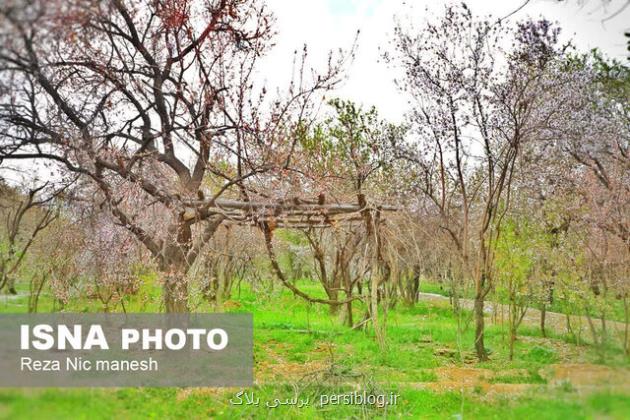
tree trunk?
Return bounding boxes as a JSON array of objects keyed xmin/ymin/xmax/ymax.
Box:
[
  {"xmin": 412, "ymin": 270, "xmax": 420, "ymax": 304},
  {"xmin": 343, "ymin": 269, "xmax": 353, "ymax": 327},
  {"xmin": 370, "ymin": 271, "xmax": 384, "ymax": 346},
  {"xmin": 163, "ymin": 272, "xmax": 189, "ymax": 313},
  {"xmin": 28, "ymin": 272, "xmax": 47, "ymax": 313},
  {"xmin": 509, "ymin": 325, "xmax": 516, "ymax": 361},
  {"xmin": 159, "ymin": 221, "xmax": 195, "ymax": 313},
  {"xmin": 623, "ymin": 296, "xmax": 629, "ymax": 357},
  {"xmin": 5, "ymin": 274, "xmax": 17, "ymax": 295},
  {"xmin": 540, "ymin": 304, "xmax": 547, "ymax": 338},
  {"xmin": 345, "ymin": 298, "xmax": 353, "ymax": 327},
  {"xmin": 566, "ymin": 314, "xmax": 574, "ymax": 339},
  {"xmin": 328, "ymin": 288, "xmax": 340, "ymax": 315},
  {"xmin": 474, "ymin": 295, "xmax": 489, "ymax": 361}
]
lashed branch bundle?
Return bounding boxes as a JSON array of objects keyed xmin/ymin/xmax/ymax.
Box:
[{"xmin": 183, "ymin": 196, "xmax": 397, "ymax": 228}]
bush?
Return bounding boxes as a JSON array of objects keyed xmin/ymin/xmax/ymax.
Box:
[{"xmin": 523, "ymin": 345, "xmax": 558, "ymax": 363}]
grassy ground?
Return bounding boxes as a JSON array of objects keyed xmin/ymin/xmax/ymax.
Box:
[
  {"xmin": 0, "ymin": 279, "xmax": 629, "ymax": 419},
  {"xmin": 418, "ymin": 279, "xmax": 629, "ymax": 324}
]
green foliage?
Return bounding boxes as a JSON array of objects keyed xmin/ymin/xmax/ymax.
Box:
[
  {"xmin": 297, "ymin": 98, "xmax": 403, "ymax": 191},
  {"xmin": 494, "ymin": 219, "xmax": 539, "ymax": 294},
  {"xmin": 589, "ymin": 49, "xmax": 630, "ymax": 109},
  {"xmin": 274, "ymin": 229, "xmax": 308, "ymax": 246},
  {"xmin": 564, "ymin": 49, "xmax": 630, "ymax": 119},
  {"xmin": 524, "ymin": 346, "xmax": 558, "ymax": 363}
]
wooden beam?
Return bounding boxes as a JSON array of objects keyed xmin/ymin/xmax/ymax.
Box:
[{"xmin": 191, "ymin": 198, "xmax": 397, "ymax": 214}]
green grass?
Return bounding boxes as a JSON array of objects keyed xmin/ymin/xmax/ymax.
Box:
[
  {"xmin": 489, "ymin": 368, "xmax": 548, "ymax": 384},
  {"xmin": 0, "ymin": 279, "xmax": 629, "ymax": 418},
  {"xmin": 522, "ymin": 346, "xmax": 559, "ymax": 364},
  {"xmin": 1, "ymin": 388, "xmax": 629, "ymax": 419}
]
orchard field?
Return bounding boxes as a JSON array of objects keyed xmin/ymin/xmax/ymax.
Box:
[
  {"xmin": 0, "ymin": 277, "xmax": 629, "ymax": 419},
  {"xmin": 0, "ymin": 0, "xmax": 629, "ymax": 418}
]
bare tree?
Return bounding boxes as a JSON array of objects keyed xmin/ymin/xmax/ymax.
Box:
[
  {"xmin": 0, "ymin": 0, "xmax": 348, "ymax": 311},
  {"xmin": 388, "ymin": 5, "xmax": 569, "ymax": 360},
  {"xmin": 0, "ymin": 181, "xmax": 59, "ymax": 294}
]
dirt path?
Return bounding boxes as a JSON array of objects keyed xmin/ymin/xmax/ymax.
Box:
[
  {"xmin": 409, "ymin": 364, "xmax": 630, "ymax": 396},
  {"xmin": 258, "ymin": 362, "xmax": 630, "ymax": 398},
  {"xmin": 418, "ymin": 292, "xmax": 628, "ymax": 339}
]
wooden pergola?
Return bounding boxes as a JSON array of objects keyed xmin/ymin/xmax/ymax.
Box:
[
  {"xmin": 184, "ymin": 194, "xmax": 397, "ymax": 229},
  {"xmin": 181, "ymin": 193, "xmax": 398, "ymax": 314}
]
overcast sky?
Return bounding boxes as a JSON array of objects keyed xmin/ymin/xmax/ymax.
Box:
[
  {"xmin": 261, "ymin": 0, "xmax": 630, "ymax": 121},
  {"xmin": 3, "ymin": 0, "xmax": 629, "ymax": 186}
]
